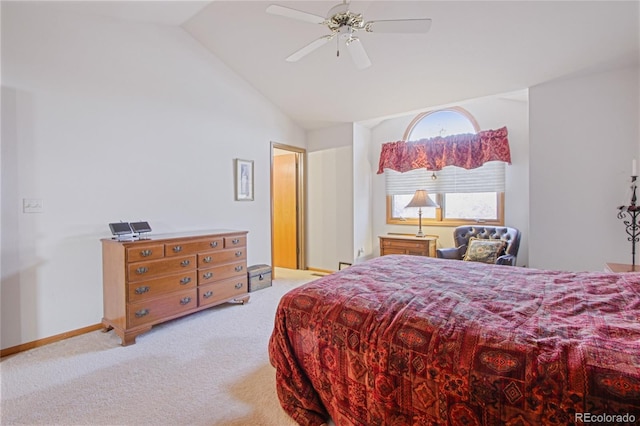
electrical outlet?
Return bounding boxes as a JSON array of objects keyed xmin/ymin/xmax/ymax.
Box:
[{"xmin": 23, "ymin": 198, "xmax": 44, "ymax": 213}]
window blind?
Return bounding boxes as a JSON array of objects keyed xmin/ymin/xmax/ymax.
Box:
[{"xmin": 384, "ymin": 161, "xmax": 505, "ymax": 195}]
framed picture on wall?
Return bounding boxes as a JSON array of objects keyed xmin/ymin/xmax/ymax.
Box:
[{"xmin": 235, "ymin": 159, "xmax": 254, "ymax": 201}]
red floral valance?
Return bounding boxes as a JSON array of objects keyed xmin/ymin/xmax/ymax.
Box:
[{"xmin": 377, "ymin": 126, "xmax": 511, "ymax": 174}]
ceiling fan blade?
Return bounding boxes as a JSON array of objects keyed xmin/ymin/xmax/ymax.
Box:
[
  {"xmin": 266, "ymin": 4, "xmax": 325, "ymax": 25},
  {"xmin": 286, "ymin": 35, "xmax": 334, "ymax": 62},
  {"xmin": 366, "ymin": 18, "xmax": 432, "ymax": 33},
  {"xmin": 345, "ymin": 37, "xmax": 372, "ymax": 70}
]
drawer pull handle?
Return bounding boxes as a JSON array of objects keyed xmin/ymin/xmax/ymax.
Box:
[
  {"xmin": 135, "ymin": 309, "xmax": 149, "ymax": 318},
  {"xmin": 235, "ymin": 265, "xmax": 243, "ymax": 272},
  {"xmin": 210, "ymin": 241, "xmax": 218, "ymax": 248},
  {"xmin": 180, "ymin": 277, "xmax": 191, "ymax": 285},
  {"xmin": 136, "ymin": 267, "xmax": 149, "ymax": 275},
  {"xmin": 181, "ymin": 259, "xmax": 190, "ymax": 267},
  {"xmin": 232, "ymin": 239, "xmax": 240, "ymax": 244},
  {"xmin": 235, "ymin": 251, "xmax": 243, "ymax": 257},
  {"xmin": 203, "ymin": 256, "xmax": 212, "ymax": 263},
  {"xmin": 203, "ymin": 290, "xmax": 213, "ymax": 299},
  {"xmin": 140, "ymin": 249, "xmax": 153, "ymax": 257},
  {"xmin": 180, "ymin": 296, "xmax": 192, "ymax": 305},
  {"xmin": 203, "ymin": 272, "xmax": 213, "ymax": 279},
  {"xmin": 135, "ymin": 286, "xmax": 150, "ymax": 295},
  {"xmin": 173, "ymin": 246, "xmax": 182, "ymax": 253},
  {"xmin": 234, "ymin": 282, "xmax": 243, "ymax": 289}
]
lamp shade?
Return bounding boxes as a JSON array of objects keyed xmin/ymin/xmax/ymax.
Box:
[{"xmin": 405, "ymin": 190, "xmax": 438, "ymax": 208}]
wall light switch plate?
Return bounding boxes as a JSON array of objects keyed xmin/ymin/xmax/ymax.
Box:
[{"xmin": 23, "ymin": 198, "xmax": 44, "ymax": 213}]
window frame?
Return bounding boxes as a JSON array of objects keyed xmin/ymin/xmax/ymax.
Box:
[
  {"xmin": 386, "ymin": 193, "xmax": 505, "ymax": 227},
  {"xmin": 386, "ymin": 107, "xmax": 505, "ymax": 227},
  {"xmin": 402, "ymin": 106, "xmax": 480, "ymax": 140}
]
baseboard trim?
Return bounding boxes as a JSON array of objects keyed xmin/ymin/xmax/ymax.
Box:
[
  {"xmin": 307, "ymin": 267, "xmax": 334, "ymax": 274},
  {"xmin": 1, "ymin": 323, "xmax": 103, "ymax": 358}
]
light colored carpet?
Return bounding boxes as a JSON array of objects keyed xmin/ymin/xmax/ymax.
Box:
[{"xmin": 1, "ymin": 268, "xmax": 321, "ymax": 426}]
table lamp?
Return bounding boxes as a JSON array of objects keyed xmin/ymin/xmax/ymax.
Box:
[{"xmin": 405, "ymin": 190, "xmax": 438, "ymax": 237}]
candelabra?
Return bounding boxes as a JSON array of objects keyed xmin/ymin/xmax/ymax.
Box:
[{"xmin": 617, "ymin": 175, "xmax": 640, "ymax": 267}]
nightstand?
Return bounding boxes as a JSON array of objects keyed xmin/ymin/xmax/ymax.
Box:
[
  {"xmin": 379, "ymin": 235, "xmax": 437, "ymax": 257},
  {"xmin": 605, "ymin": 262, "xmax": 639, "ymax": 273}
]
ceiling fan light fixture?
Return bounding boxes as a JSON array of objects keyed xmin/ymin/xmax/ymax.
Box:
[
  {"xmin": 345, "ymin": 35, "xmax": 358, "ymax": 46},
  {"xmin": 327, "ymin": 9, "xmax": 364, "ymax": 31},
  {"xmin": 267, "ymin": 1, "xmax": 432, "ymax": 69},
  {"xmin": 337, "ymin": 25, "xmax": 352, "ymax": 39}
]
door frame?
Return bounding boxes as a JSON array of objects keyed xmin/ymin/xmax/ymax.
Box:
[{"xmin": 270, "ymin": 142, "xmax": 307, "ymax": 271}]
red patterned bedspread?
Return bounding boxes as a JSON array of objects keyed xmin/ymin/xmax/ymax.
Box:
[{"xmin": 268, "ymin": 255, "xmax": 640, "ymax": 426}]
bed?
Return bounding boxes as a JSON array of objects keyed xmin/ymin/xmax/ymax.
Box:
[{"xmin": 268, "ymin": 255, "xmax": 640, "ymax": 425}]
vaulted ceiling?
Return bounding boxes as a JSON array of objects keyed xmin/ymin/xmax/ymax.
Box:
[
  {"xmin": 183, "ymin": 1, "xmax": 639, "ymax": 129},
  {"xmin": 45, "ymin": 1, "xmax": 640, "ymax": 130}
]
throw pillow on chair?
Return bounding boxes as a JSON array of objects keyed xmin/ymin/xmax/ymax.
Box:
[{"xmin": 462, "ymin": 238, "xmax": 507, "ymax": 264}]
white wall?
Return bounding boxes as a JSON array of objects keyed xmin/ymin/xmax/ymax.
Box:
[
  {"xmin": 307, "ymin": 123, "xmax": 353, "ymax": 152},
  {"xmin": 307, "ymin": 66, "xmax": 639, "ymax": 273},
  {"xmin": 370, "ymin": 93, "xmax": 530, "ymax": 265},
  {"xmin": 307, "ymin": 124, "xmax": 353, "ymax": 271},
  {"xmin": 353, "ymin": 123, "xmax": 373, "ymax": 264},
  {"xmin": 0, "ymin": 3, "xmax": 305, "ymax": 349},
  {"xmin": 529, "ymin": 66, "xmax": 639, "ymax": 271}
]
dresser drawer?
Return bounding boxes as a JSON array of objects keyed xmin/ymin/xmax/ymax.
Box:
[
  {"xmin": 127, "ymin": 271, "xmax": 197, "ymax": 303},
  {"xmin": 128, "ymin": 255, "xmax": 196, "ymax": 282},
  {"xmin": 382, "ymin": 243, "xmax": 429, "ymax": 256},
  {"xmin": 128, "ymin": 289, "xmax": 197, "ymax": 327},
  {"xmin": 198, "ymin": 276, "xmax": 248, "ymax": 307},
  {"xmin": 126, "ymin": 244, "xmax": 165, "ymax": 263},
  {"xmin": 224, "ymin": 235, "xmax": 246, "ymax": 248},
  {"xmin": 202, "ymin": 247, "xmax": 247, "ymax": 265},
  {"xmin": 382, "ymin": 247, "xmax": 414, "ymax": 256},
  {"xmin": 198, "ymin": 253, "xmax": 217, "ymax": 268},
  {"xmin": 382, "ymin": 239, "xmax": 425, "ymax": 250},
  {"xmin": 164, "ymin": 237, "xmax": 224, "ymax": 257},
  {"xmin": 199, "ymin": 261, "xmax": 247, "ymax": 285}
]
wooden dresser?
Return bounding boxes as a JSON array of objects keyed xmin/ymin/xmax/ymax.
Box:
[
  {"xmin": 379, "ymin": 234, "xmax": 437, "ymax": 257},
  {"xmin": 101, "ymin": 230, "xmax": 249, "ymax": 345}
]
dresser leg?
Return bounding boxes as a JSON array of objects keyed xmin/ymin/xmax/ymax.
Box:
[
  {"xmin": 101, "ymin": 319, "xmax": 114, "ymax": 333},
  {"xmin": 121, "ymin": 333, "xmax": 138, "ymax": 346},
  {"xmin": 114, "ymin": 327, "xmax": 151, "ymax": 346}
]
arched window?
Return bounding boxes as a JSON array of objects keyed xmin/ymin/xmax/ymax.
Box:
[{"xmin": 387, "ymin": 107, "xmax": 504, "ymax": 226}]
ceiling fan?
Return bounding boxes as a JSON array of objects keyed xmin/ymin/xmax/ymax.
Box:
[{"xmin": 266, "ymin": 1, "xmax": 432, "ymax": 70}]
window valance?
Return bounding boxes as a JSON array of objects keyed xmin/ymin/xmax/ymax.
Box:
[{"xmin": 377, "ymin": 126, "xmax": 511, "ymax": 174}]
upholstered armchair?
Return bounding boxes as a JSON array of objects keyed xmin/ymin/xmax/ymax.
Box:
[{"xmin": 436, "ymin": 226, "xmax": 521, "ymax": 266}]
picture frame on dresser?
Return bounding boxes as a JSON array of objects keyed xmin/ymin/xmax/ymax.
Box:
[{"xmin": 235, "ymin": 159, "xmax": 254, "ymax": 201}]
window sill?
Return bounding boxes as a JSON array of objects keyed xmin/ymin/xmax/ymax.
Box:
[{"xmin": 387, "ymin": 219, "xmax": 504, "ymax": 227}]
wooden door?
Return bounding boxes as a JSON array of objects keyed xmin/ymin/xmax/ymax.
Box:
[{"xmin": 273, "ymin": 153, "xmax": 298, "ymax": 269}]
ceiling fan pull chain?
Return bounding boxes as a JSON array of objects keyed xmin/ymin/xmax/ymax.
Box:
[{"xmin": 336, "ymin": 35, "xmax": 340, "ymax": 57}]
